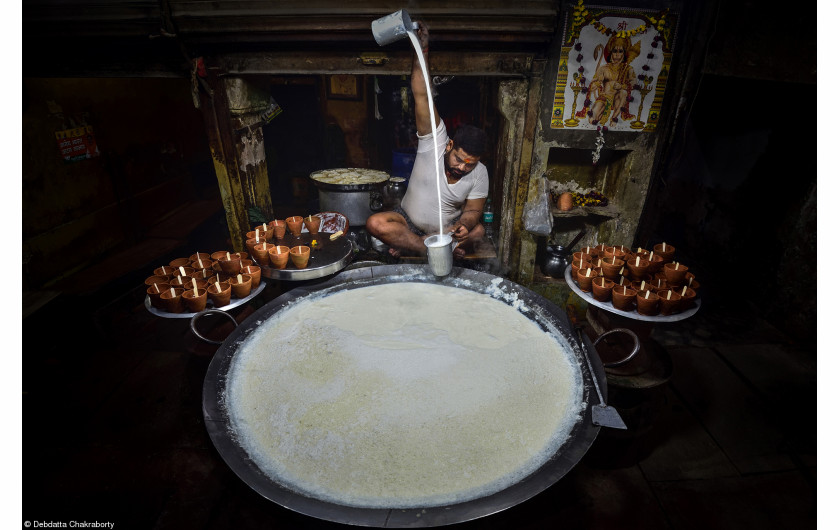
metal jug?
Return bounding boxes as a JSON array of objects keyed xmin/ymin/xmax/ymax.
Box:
[
  {"xmin": 371, "ymin": 10, "xmax": 419, "ymax": 46},
  {"xmin": 383, "ymin": 177, "xmax": 407, "ymax": 210},
  {"xmin": 541, "ymin": 245, "xmax": 569, "ymax": 279}
]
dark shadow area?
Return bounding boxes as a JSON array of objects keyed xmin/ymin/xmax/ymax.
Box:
[{"xmin": 638, "ymin": 75, "xmax": 816, "ymax": 348}]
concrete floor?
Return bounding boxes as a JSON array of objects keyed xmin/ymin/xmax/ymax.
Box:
[{"xmin": 22, "ymin": 259, "xmax": 816, "ymax": 529}]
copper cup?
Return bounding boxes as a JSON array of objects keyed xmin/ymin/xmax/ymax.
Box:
[
  {"xmin": 159, "ymin": 287, "xmax": 185, "ymax": 313},
  {"xmin": 614, "ymin": 275, "xmax": 632, "ymax": 289},
  {"xmin": 191, "ymin": 268, "xmax": 216, "ymax": 282},
  {"xmin": 229, "ymin": 274, "xmax": 252, "ymax": 298},
  {"xmin": 603, "ymin": 245, "xmax": 628, "ymax": 262},
  {"xmin": 599, "ymin": 257, "xmax": 625, "ymax": 282},
  {"xmin": 612, "ymin": 285, "xmax": 637, "ymax": 311},
  {"xmin": 303, "ymin": 215, "xmax": 321, "ymax": 234},
  {"xmin": 646, "ymin": 253, "xmax": 665, "ymax": 274},
  {"xmin": 188, "ymin": 252, "xmax": 211, "ymax": 262},
  {"xmin": 646, "ymin": 278, "xmax": 669, "ymax": 290},
  {"xmin": 572, "ymin": 252, "xmax": 593, "ymax": 265},
  {"xmin": 626, "ymin": 257, "xmax": 651, "ymax": 281},
  {"xmin": 269, "ymin": 245, "xmax": 290, "ymax": 269},
  {"xmin": 168, "ymin": 275, "xmax": 190, "ymax": 289},
  {"xmin": 254, "ymin": 224, "xmax": 275, "ymax": 240},
  {"xmin": 591, "ymin": 244, "xmax": 609, "ymax": 258},
  {"xmin": 248, "ymin": 241, "xmax": 270, "ymax": 266},
  {"xmin": 241, "ymin": 265, "xmax": 262, "ymax": 286},
  {"xmin": 146, "ymin": 283, "xmax": 168, "ymax": 310},
  {"xmin": 570, "ymin": 258, "xmax": 592, "ymax": 280},
  {"xmin": 285, "ymin": 216, "xmax": 304, "ymax": 237},
  {"xmin": 182, "ymin": 288, "xmax": 208, "ymax": 312},
  {"xmin": 153, "ymin": 265, "xmax": 176, "ymax": 278},
  {"xmin": 244, "ymin": 237, "xmax": 259, "ymax": 257},
  {"xmin": 652, "ymin": 243, "xmax": 676, "ymax": 263},
  {"xmin": 218, "ymin": 255, "xmax": 243, "ymax": 275},
  {"xmin": 676, "ymin": 286, "xmax": 697, "ymax": 311},
  {"xmin": 182, "ymin": 277, "xmax": 207, "ymax": 292},
  {"xmin": 207, "ymin": 282, "xmax": 232, "ymax": 307},
  {"xmin": 591, "ymin": 277, "xmax": 615, "ymax": 302},
  {"xmin": 206, "ymin": 274, "xmax": 230, "ymax": 287},
  {"xmin": 145, "ymin": 275, "xmax": 169, "ymax": 287},
  {"xmin": 269, "ymin": 219, "xmax": 287, "ymax": 239},
  {"xmin": 290, "ymin": 245, "xmax": 311, "ymax": 269},
  {"xmin": 190, "ymin": 257, "xmax": 213, "ymax": 271},
  {"xmin": 170, "ymin": 265, "xmax": 195, "ymax": 279},
  {"xmin": 576, "ymin": 267, "xmax": 598, "ymax": 292},
  {"xmin": 663, "ymin": 262, "xmax": 689, "ymax": 285},
  {"xmin": 658, "ymin": 289, "xmax": 683, "ymax": 315},
  {"xmin": 169, "ymin": 257, "xmax": 192, "ymax": 268},
  {"xmin": 635, "ymin": 289, "xmax": 661, "ymax": 316}
]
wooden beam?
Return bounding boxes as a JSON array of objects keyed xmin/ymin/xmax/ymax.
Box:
[
  {"xmin": 512, "ymin": 60, "xmax": 545, "ymax": 284},
  {"xmin": 198, "ymin": 71, "xmax": 250, "ymax": 253},
  {"xmin": 212, "ymin": 51, "xmax": 534, "ymax": 77}
]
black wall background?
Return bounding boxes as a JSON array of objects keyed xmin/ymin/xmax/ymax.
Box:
[{"xmin": 637, "ymin": 1, "xmax": 816, "ymax": 347}]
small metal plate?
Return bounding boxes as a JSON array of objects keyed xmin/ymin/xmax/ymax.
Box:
[
  {"xmin": 145, "ymin": 281, "xmax": 266, "ymax": 319},
  {"xmin": 564, "ymin": 265, "xmax": 700, "ymax": 322}
]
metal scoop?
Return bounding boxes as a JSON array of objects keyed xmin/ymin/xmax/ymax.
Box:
[{"xmin": 575, "ymin": 326, "xmax": 627, "ymax": 430}]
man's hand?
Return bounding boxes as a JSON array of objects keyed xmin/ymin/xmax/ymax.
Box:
[{"xmin": 450, "ymin": 223, "xmax": 470, "ymax": 243}]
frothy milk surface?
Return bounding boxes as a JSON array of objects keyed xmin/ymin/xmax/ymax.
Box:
[{"xmin": 225, "ymin": 282, "xmax": 585, "ymax": 508}]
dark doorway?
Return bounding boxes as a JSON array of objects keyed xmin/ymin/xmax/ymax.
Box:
[{"xmin": 263, "ymin": 78, "xmax": 328, "ymax": 215}]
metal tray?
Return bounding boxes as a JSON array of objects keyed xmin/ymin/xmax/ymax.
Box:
[
  {"xmin": 564, "ymin": 265, "xmax": 700, "ymax": 322},
  {"xmin": 259, "ymin": 232, "xmax": 354, "ymax": 281},
  {"xmin": 145, "ymin": 281, "xmax": 266, "ymax": 319},
  {"xmin": 203, "ymin": 265, "xmax": 605, "ymax": 528}
]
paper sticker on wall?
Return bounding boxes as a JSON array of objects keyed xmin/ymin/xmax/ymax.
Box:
[
  {"xmin": 551, "ymin": 1, "xmax": 678, "ymax": 132},
  {"xmin": 55, "ymin": 125, "xmax": 100, "ymax": 162}
]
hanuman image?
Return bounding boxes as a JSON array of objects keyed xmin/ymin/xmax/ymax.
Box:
[{"xmin": 576, "ymin": 33, "xmax": 642, "ymax": 126}]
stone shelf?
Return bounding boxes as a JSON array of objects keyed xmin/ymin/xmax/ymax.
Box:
[{"xmin": 551, "ymin": 205, "xmax": 620, "ymax": 218}]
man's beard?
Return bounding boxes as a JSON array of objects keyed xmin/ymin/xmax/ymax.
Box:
[{"xmin": 445, "ymin": 162, "xmax": 467, "ymax": 178}]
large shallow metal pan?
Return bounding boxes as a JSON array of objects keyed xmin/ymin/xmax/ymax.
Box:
[{"xmin": 203, "ymin": 265, "xmax": 608, "ymax": 527}]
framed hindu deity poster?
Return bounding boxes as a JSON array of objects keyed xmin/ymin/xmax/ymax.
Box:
[{"xmin": 550, "ymin": 1, "xmax": 679, "ymax": 132}]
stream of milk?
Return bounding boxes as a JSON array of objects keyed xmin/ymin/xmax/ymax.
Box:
[{"xmin": 407, "ymin": 31, "xmax": 444, "ymax": 237}]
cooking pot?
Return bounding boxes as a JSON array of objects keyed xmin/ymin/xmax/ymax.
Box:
[
  {"xmin": 310, "ymin": 170, "xmax": 386, "ymax": 226},
  {"xmin": 198, "ymin": 265, "xmax": 635, "ymax": 527}
]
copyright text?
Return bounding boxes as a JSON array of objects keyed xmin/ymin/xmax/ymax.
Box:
[{"xmin": 24, "ymin": 522, "xmax": 115, "ymax": 529}]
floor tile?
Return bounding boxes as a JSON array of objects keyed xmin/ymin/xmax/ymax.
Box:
[
  {"xmin": 650, "ymin": 471, "xmax": 816, "ymax": 530},
  {"xmin": 714, "ymin": 343, "xmax": 816, "ymax": 465},
  {"xmin": 638, "ymin": 385, "xmax": 740, "ymax": 481},
  {"xmin": 668, "ymin": 346, "xmax": 796, "ymax": 474}
]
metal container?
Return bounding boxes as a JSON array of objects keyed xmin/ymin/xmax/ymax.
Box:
[
  {"xmin": 371, "ymin": 10, "xmax": 418, "ymax": 47},
  {"xmin": 383, "ymin": 176, "xmax": 408, "ymax": 210},
  {"xmin": 541, "ymin": 245, "xmax": 569, "ymax": 278},
  {"xmin": 201, "ymin": 265, "xmax": 614, "ymax": 527},
  {"xmin": 310, "ymin": 171, "xmax": 386, "ymax": 227}
]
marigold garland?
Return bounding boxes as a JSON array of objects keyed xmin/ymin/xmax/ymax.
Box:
[{"xmin": 572, "ymin": 0, "xmax": 668, "ymax": 43}]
